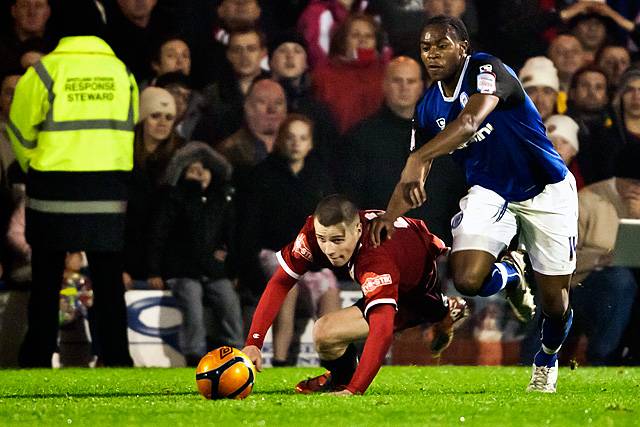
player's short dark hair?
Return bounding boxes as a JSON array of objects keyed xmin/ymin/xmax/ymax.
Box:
[
  {"xmin": 423, "ymin": 15, "xmax": 470, "ymax": 45},
  {"xmin": 314, "ymin": 194, "xmax": 359, "ymax": 227}
]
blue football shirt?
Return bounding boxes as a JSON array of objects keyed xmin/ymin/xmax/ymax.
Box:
[{"xmin": 414, "ymin": 52, "xmax": 567, "ymax": 202}]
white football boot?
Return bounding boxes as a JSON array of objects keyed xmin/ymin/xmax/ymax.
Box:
[
  {"xmin": 501, "ymin": 250, "xmax": 536, "ymax": 323},
  {"xmin": 526, "ymin": 359, "xmax": 558, "ymax": 393}
]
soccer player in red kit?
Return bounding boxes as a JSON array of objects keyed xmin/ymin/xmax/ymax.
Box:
[{"xmin": 242, "ymin": 194, "xmax": 469, "ymax": 395}]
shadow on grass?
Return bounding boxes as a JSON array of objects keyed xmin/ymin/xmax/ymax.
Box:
[
  {"xmin": 0, "ymin": 391, "xmax": 198, "ymax": 399},
  {"xmin": 253, "ymin": 390, "xmax": 298, "ymax": 395},
  {"xmin": 2, "ymin": 388, "xmax": 495, "ymax": 400},
  {"xmin": 252, "ymin": 389, "xmax": 492, "ymax": 396}
]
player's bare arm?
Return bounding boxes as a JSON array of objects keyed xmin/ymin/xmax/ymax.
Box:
[
  {"xmin": 370, "ymin": 160, "xmax": 432, "ymax": 247},
  {"xmin": 412, "ymin": 93, "xmax": 499, "ymax": 165},
  {"xmin": 371, "ymin": 94, "xmax": 499, "ymax": 246}
]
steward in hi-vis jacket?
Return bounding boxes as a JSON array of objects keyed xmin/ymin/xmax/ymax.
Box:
[{"xmin": 7, "ymin": 34, "xmax": 138, "ymax": 367}]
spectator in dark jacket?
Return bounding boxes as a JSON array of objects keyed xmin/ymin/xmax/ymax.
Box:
[
  {"xmin": 104, "ymin": 0, "xmax": 177, "ymax": 82},
  {"xmin": 193, "ymin": 27, "xmax": 270, "ymax": 146},
  {"xmin": 566, "ymin": 65, "xmax": 613, "ymax": 186},
  {"xmin": 269, "ymin": 31, "xmax": 340, "ymax": 167},
  {"xmin": 123, "ymin": 87, "xmax": 185, "ymax": 287},
  {"xmin": 340, "ymin": 56, "xmax": 466, "ymax": 244},
  {"xmin": 239, "ymin": 114, "xmax": 340, "ymax": 364},
  {"xmin": 599, "ymin": 69, "xmax": 640, "ymax": 181},
  {"xmin": 0, "ymin": 0, "xmax": 55, "ymax": 76},
  {"xmin": 147, "ymin": 142, "xmax": 242, "ymax": 365}
]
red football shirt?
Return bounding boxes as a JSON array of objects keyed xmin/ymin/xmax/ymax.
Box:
[
  {"xmin": 278, "ymin": 211, "xmax": 446, "ymax": 316},
  {"xmin": 246, "ymin": 211, "xmax": 447, "ymax": 393}
]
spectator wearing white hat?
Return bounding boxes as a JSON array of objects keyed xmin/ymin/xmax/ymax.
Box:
[
  {"xmin": 519, "ymin": 56, "xmax": 561, "ymax": 121},
  {"xmin": 136, "ymin": 86, "xmax": 184, "ymax": 182},
  {"xmin": 545, "ymin": 114, "xmax": 579, "ymax": 166},
  {"xmin": 123, "ymin": 86, "xmax": 185, "ymax": 290},
  {"xmin": 545, "ymin": 114, "xmax": 583, "ymax": 190}
]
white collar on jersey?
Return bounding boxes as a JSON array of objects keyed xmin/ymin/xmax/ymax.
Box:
[{"xmin": 437, "ymin": 55, "xmax": 471, "ymax": 102}]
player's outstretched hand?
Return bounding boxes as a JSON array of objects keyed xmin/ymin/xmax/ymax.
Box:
[
  {"xmin": 370, "ymin": 215, "xmax": 395, "ymax": 248},
  {"xmin": 242, "ymin": 345, "xmax": 263, "ymax": 372}
]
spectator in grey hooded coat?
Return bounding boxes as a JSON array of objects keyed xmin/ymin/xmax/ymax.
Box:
[{"xmin": 147, "ymin": 141, "xmax": 242, "ymax": 365}]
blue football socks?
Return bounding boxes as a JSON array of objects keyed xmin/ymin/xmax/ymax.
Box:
[
  {"xmin": 478, "ymin": 261, "xmax": 520, "ymax": 297},
  {"xmin": 534, "ymin": 308, "xmax": 573, "ymax": 367}
]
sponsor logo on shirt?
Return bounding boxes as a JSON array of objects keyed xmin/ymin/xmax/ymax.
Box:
[
  {"xmin": 360, "ymin": 272, "xmax": 393, "ymax": 295},
  {"xmin": 436, "ymin": 117, "xmax": 446, "ymax": 130},
  {"xmin": 293, "ymin": 233, "xmax": 313, "ymax": 262},
  {"xmin": 471, "ymin": 123, "xmax": 494, "ymax": 142},
  {"xmin": 458, "ymin": 123, "xmax": 494, "ymax": 150},
  {"xmin": 477, "ymin": 71, "xmax": 497, "ymax": 94}
]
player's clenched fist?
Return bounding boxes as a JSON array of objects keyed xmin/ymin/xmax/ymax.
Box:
[
  {"xmin": 399, "ymin": 155, "xmax": 428, "ymax": 208},
  {"xmin": 241, "ymin": 345, "xmax": 263, "ymax": 372},
  {"xmin": 403, "ymin": 182, "xmax": 427, "ymax": 208}
]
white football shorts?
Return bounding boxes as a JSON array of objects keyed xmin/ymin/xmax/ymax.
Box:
[{"xmin": 450, "ymin": 172, "xmax": 578, "ymax": 275}]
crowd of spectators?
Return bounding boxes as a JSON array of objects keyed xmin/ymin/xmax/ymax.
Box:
[{"xmin": 1, "ymin": 0, "xmax": 639, "ymax": 367}]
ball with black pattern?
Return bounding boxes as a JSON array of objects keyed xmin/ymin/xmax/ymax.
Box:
[{"xmin": 195, "ymin": 346, "xmax": 256, "ymax": 400}]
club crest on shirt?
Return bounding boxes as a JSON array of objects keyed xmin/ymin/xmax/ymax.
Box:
[
  {"xmin": 436, "ymin": 117, "xmax": 446, "ymax": 130},
  {"xmin": 479, "ymin": 64, "xmax": 493, "ymax": 73},
  {"xmin": 451, "ymin": 211, "xmax": 463, "ymax": 229},
  {"xmin": 293, "ymin": 233, "xmax": 313, "ymax": 262},
  {"xmin": 360, "ymin": 272, "xmax": 392, "ymax": 295}
]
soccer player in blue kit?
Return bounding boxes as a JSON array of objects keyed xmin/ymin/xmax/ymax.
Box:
[{"xmin": 370, "ymin": 16, "xmax": 578, "ymax": 393}]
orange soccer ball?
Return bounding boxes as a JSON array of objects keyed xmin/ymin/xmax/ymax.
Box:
[{"xmin": 195, "ymin": 346, "xmax": 256, "ymax": 400}]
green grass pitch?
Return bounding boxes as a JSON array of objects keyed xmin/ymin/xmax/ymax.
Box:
[{"xmin": 0, "ymin": 366, "xmax": 638, "ymax": 426}]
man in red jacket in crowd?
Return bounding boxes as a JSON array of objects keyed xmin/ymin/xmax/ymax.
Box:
[{"xmin": 242, "ymin": 194, "xmax": 469, "ymax": 395}]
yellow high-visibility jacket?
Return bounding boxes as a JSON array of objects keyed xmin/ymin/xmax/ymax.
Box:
[
  {"xmin": 7, "ymin": 35, "xmax": 138, "ymax": 173},
  {"xmin": 6, "ymin": 36, "xmax": 139, "ymax": 251}
]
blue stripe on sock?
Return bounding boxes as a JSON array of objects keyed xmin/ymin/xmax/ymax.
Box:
[
  {"xmin": 534, "ymin": 350, "xmax": 558, "ymax": 368},
  {"xmin": 536, "ymin": 309, "xmax": 573, "ymax": 367},
  {"xmin": 478, "ymin": 261, "xmax": 519, "ymax": 297}
]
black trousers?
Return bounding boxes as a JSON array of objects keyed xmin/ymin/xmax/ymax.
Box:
[{"xmin": 19, "ymin": 250, "xmax": 133, "ymax": 367}]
